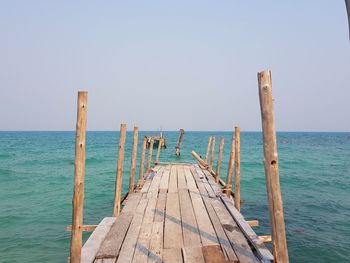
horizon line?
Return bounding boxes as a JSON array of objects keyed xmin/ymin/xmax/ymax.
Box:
[{"xmin": 0, "ymin": 130, "xmax": 349, "ymax": 133}]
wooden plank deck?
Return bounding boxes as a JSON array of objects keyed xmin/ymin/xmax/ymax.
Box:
[{"xmin": 82, "ymin": 164, "xmax": 273, "ymax": 263}]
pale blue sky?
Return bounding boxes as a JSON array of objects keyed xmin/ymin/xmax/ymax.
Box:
[{"xmin": 0, "ymin": 1, "xmax": 349, "ymax": 131}]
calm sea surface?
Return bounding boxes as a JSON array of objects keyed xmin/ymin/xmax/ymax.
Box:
[{"xmin": 0, "ymin": 131, "xmax": 349, "ymax": 263}]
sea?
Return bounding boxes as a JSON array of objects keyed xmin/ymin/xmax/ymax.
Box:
[{"xmin": 0, "ymin": 131, "xmax": 349, "ymax": 263}]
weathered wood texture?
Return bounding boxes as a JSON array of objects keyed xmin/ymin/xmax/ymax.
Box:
[
  {"xmin": 155, "ymin": 138, "xmax": 163, "ymax": 164},
  {"xmin": 81, "ymin": 217, "xmax": 115, "ymax": 263},
  {"xmin": 225, "ymin": 131, "xmax": 235, "ymax": 197},
  {"xmin": 204, "ymin": 136, "xmax": 212, "ymax": 163},
  {"xmin": 139, "ymin": 136, "xmax": 147, "ymax": 180},
  {"xmin": 258, "ymin": 70, "xmax": 289, "ymax": 262},
  {"xmin": 175, "ymin": 129, "xmax": 185, "ymax": 156},
  {"xmin": 70, "ymin": 91, "xmax": 88, "ymax": 263},
  {"xmin": 129, "ymin": 126, "xmax": 139, "ymax": 193},
  {"xmin": 234, "ymin": 127, "xmax": 241, "ymax": 211},
  {"xmin": 113, "ymin": 124, "xmax": 127, "ymax": 217},
  {"xmin": 146, "ymin": 137, "xmax": 154, "ymax": 173},
  {"xmin": 215, "ymin": 137, "xmax": 224, "ymax": 184},
  {"xmin": 84, "ymin": 164, "xmax": 272, "ymax": 263},
  {"xmin": 209, "ymin": 136, "xmax": 216, "ymax": 171}
]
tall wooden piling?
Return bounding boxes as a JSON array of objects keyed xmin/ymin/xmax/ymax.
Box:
[
  {"xmin": 70, "ymin": 91, "xmax": 88, "ymax": 263},
  {"xmin": 209, "ymin": 136, "xmax": 216, "ymax": 170},
  {"xmin": 155, "ymin": 138, "xmax": 163, "ymax": 164},
  {"xmin": 205, "ymin": 136, "xmax": 212, "ymax": 163},
  {"xmin": 234, "ymin": 127, "xmax": 241, "ymax": 211},
  {"xmin": 175, "ymin": 129, "xmax": 185, "ymax": 156},
  {"xmin": 215, "ymin": 137, "xmax": 224, "ymax": 183},
  {"xmin": 225, "ymin": 131, "xmax": 235, "ymax": 198},
  {"xmin": 113, "ymin": 124, "xmax": 127, "ymax": 217},
  {"xmin": 128, "ymin": 126, "xmax": 139, "ymax": 194},
  {"xmin": 139, "ymin": 136, "xmax": 147, "ymax": 180},
  {"xmin": 258, "ymin": 70, "xmax": 289, "ymax": 262},
  {"xmin": 146, "ymin": 137, "xmax": 154, "ymax": 173}
]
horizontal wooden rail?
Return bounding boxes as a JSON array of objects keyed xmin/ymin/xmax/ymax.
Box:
[
  {"xmin": 66, "ymin": 225, "xmax": 97, "ymax": 232},
  {"xmin": 259, "ymin": 235, "xmax": 272, "ymax": 243},
  {"xmin": 247, "ymin": 220, "xmax": 259, "ymax": 227}
]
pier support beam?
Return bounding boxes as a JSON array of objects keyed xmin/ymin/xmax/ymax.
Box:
[
  {"xmin": 146, "ymin": 137, "xmax": 154, "ymax": 173},
  {"xmin": 258, "ymin": 70, "xmax": 289, "ymax": 262},
  {"xmin": 175, "ymin": 129, "xmax": 185, "ymax": 156},
  {"xmin": 209, "ymin": 136, "xmax": 216, "ymax": 171},
  {"xmin": 70, "ymin": 91, "xmax": 88, "ymax": 263},
  {"xmin": 205, "ymin": 136, "xmax": 212, "ymax": 163},
  {"xmin": 234, "ymin": 127, "xmax": 241, "ymax": 211},
  {"xmin": 155, "ymin": 138, "xmax": 163, "ymax": 164},
  {"xmin": 139, "ymin": 136, "xmax": 147, "ymax": 180},
  {"xmin": 113, "ymin": 124, "xmax": 127, "ymax": 217},
  {"xmin": 225, "ymin": 131, "xmax": 235, "ymax": 198},
  {"xmin": 215, "ymin": 137, "xmax": 224, "ymax": 184},
  {"xmin": 129, "ymin": 126, "xmax": 139, "ymax": 193}
]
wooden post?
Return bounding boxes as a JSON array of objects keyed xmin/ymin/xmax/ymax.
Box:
[
  {"xmin": 209, "ymin": 136, "xmax": 216, "ymax": 170},
  {"xmin": 205, "ymin": 136, "xmax": 212, "ymax": 163},
  {"xmin": 113, "ymin": 123, "xmax": 127, "ymax": 217},
  {"xmin": 139, "ymin": 136, "xmax": 147, "ymax": 180},
  {"xmin": 70, "ymin": 91, "xmax": 88, "ymax": 263},
  {"xmin": 146, "ymin": 137, "xmax": 154, "ymax": 173},
  {"xmin": 175, "ymin": 129, "xmax": 185, "ymax": 156},
  {"xmin": 191, "ymin": 151, "xmax": 210, "ymax": 171},
  {"xmin": 155, "ymin": 138, "xmax": 163, "ymax": 164},
  {"xmin": 258, "ymin": 70, "xmax": 289, "ymax": 262},
  {"xmin": 215, "ymin": 137, "xmax": 224, "ymax": 183},
  {"xmin": 128, "ymin": 126, "xmax": 139, "ymax": 194},
  {"xmin": 234, "ymin": 127, "xmax": 241, "ymax": 211},
  {"xmin": 225, "ymin": 131, "xmax": 235, "ymax": 198}
]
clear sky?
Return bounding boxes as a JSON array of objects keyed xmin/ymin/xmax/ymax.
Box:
[{"xmin": 0, "ymin": 1, "xmax": 349, "ymax": 131}]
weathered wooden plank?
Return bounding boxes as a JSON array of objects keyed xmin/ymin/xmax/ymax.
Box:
[
  {"xmin": 141, "ymin": 178, "xmax": 152, "ymax": 194},
  {"xmin": 159, "ymin": 166, "xmax": 170, "ymax": 190},
  {"xmin": 177, "ymin": 165, "xmax": 187, "ymax": 190},
  {"xmin": 154, "ymin": 189, "xmax": 167, "ymax": 222},
  {"xmin": 211, "ymin": 199, "xmax": 257, "ymax": 263},
  {"xmin": 193, "ymin": 168, "xmax": 238, "ymax": 262},
  {"xmin": 96, "ymin": 194, "xmax": 143, "ymax": 259},
  {"xmin": 164, "ymin": 192, "xmax": 183, "ymax": 248},
  {"xmin": 183, "ymin": 166, "xmax": 197, "ymax": 192},
  {"xmin": 162, "ymin": 248, "xmax": 183, "ymax": 263},
  {"xmin": 121, "ymin": 193, "xmax": 143, "ymax": 214},
  {"xmin": 147, "ymin": 166, "xmax": 164, "ymax": 199},
  {"xmin": 81, "ymin": 217, "xmax": 116, "ymax": 263},
  {"xmin": 95, "ymin": 213, "xmax": 134, "ymax": 259},
  {"xmin": 182, "ymin": 247, "xmax": 205, "ymax": 263},
  {"xmin": 193, "ymin": 166, "xmax": 216, "ymax": 198},
  {"xmin": 148, "ymin": 221, "xmax": 164, "ymax": 262},
  {"xmin": 178, "ymin": 189, "xmax": 201, "ymax": 247},
  {"xmin": 187, "ymin": 168, "xmax": 218, "ymax": 247},
  {"xmin": 168, "ymin": 165, "xmax": 178, "ymax": 193},
  {"xmin": 116, "ymin": 198, "xmax": 148, "ymax": 263},
  {"xmin": 133, "ymin": 197, "xmax": 158, "ymax": 262},
  {"xmin": 220, "ymin": 195, "xmax": 273, "ymax": 262},
  {"xmin": 94, "ymin": 259, "xmax": 116, "ymax": 263}
]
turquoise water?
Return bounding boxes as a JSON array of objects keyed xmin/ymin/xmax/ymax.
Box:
[{"xmin": 0, "ymin": 131, "xmax": 349, "ymax": 262}]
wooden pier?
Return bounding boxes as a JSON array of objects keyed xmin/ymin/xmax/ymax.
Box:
[
  {"xmin": 68, "ymin": 70, "xmax": 289, "ymax": 263},
  {"xmin": 81, "ymin": 164, "xmax": 273, "ymax": 263}
]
